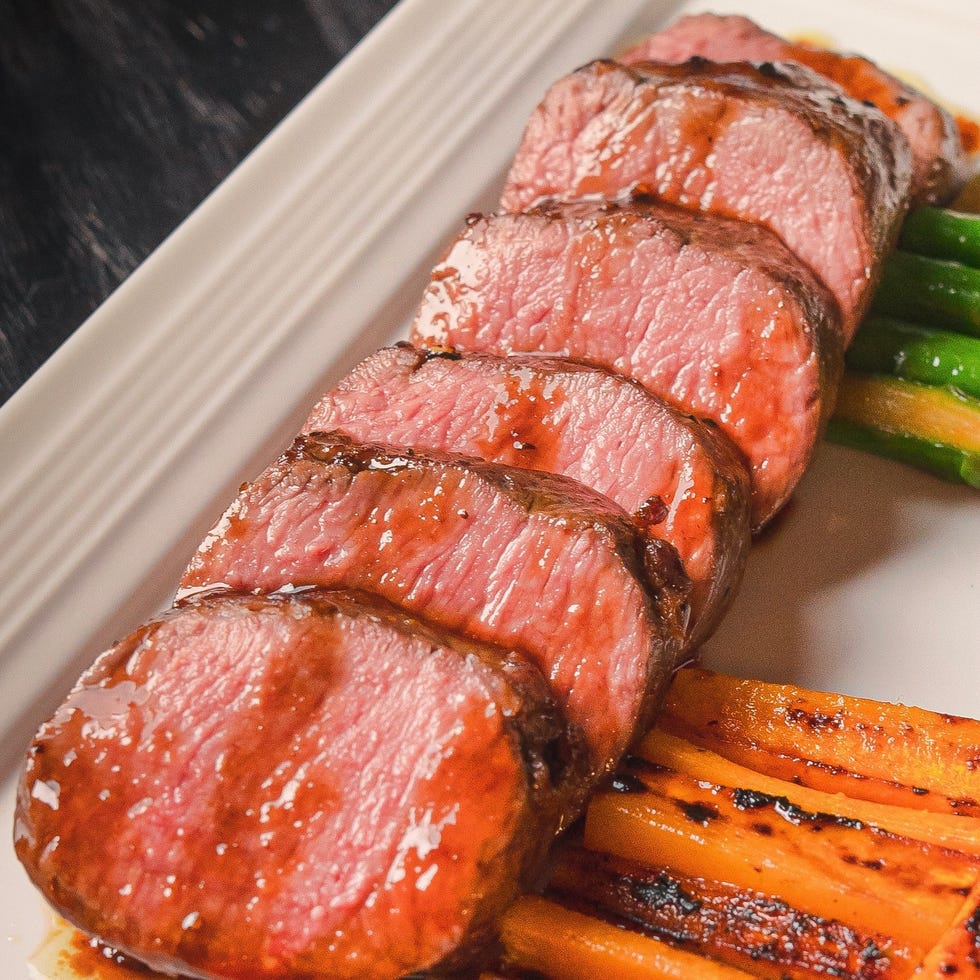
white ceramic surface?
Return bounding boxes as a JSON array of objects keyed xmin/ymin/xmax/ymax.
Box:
[{"xmin": 2, "ymin": 0, "xmax": 978, "ymax": 975}]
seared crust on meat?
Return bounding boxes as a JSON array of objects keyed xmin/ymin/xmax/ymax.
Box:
[
  {"xmin": 501, "ymin": 57, "xmax": 913, "ymax": 340},
  {"xmin": 621, "ymin": 13, "xmax": 968, "ymax": 205},
  {"xmin": 180, "ymin": 432, "xmax": 690, "ymax": 777},
  {"xmin": 412, "ymin": 199, "xmax": 842, "ymax": 530},
  {"xmin": 15, "ymin": 589, "xmax": 584, "ymax": 978},
  {"xmin": 304, "ymin": 343, "xmax": 750, "ymax": 647}
]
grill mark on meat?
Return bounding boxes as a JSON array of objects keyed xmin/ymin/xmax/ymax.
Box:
[
  {"xmin": 411, "ymin": 198, "xmax": 842, "ymax": 530},
  {"xmin": 501, "ymin": 57, "xmax": 913, "ymax": 342},
  {"xmin": 303, "ymin": 343, "xmax": 749, "ymax": 647},
  {"xmin": 15, "ymin": 590, "xmax": 580, "ymax": 977},
  {"xmin": 179, "ymin": 432, "xmax": 690, "ymax": 779},
  {"xmin": 621, "ymin": 13, "xmax": 968, "ymax": 205}
]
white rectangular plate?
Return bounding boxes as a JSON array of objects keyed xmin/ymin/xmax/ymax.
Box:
[{"xmin": 2, "ymin": 0, "xmax": 978, "ymax": 975}]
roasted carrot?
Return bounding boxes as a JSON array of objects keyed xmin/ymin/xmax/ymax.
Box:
[
  {"xmin": 548, "ymin": 843, "xmax": 912, "ymax": 979},
  {"xmin": 583, "ymin": 762, "xmax": 978, "ymax": 954},
  {"xmin": 499, "ymin": 895, "xmax": 757, "ymax": 979},
  {"xmin": 661, "ymin": 668, "xmax": 980, "ymax": 815},
  {"xmin": 501, "ymin": 668, "xmax": 980, "ymax": 977},
  {"xmin": 636, "ymin": 729, "xmax": 980, "ymax": 856},
  {"xmin": 909, "ymin": 877, "xmax": 980, "ymax": 976}
]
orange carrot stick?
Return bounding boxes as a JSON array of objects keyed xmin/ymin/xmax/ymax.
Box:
[
  {"xmin": 500, "ymin": 895, "xmax": 757, "ymax": 979},
  {"xmin": 661, "ymin": 668, "xmax": 980, "ymax": 815},
  {"xmin": 583, "ymin": 765, "xmax": 978, "ymax": 953},
  {"xmin": 910, "ymin": 877, "xmax": 980, "ymax": 976},
  {"xmin": 548, "ymin": 843, "xmax": 913, "ymax": 979},
  {"xmin": 636, "ymin": 729, "xmax": 980, "ymax": 856}
]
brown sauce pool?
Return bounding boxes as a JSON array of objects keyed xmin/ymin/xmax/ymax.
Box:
[{"xmin": 32, "ymin": 917, "xmax": 169, "ymax": 980}]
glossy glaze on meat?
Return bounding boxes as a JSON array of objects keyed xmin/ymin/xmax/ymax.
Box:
[
  {"xmin": 304, "ymin": 344, "xmax": 750, "ymax": 647},
  {"xmin": 411, "ymin": 198, "xmax": 842, "ymax": 530},
  {"xmin": 179, "ymin": 431, "xmax": 690, "ymax": 778},
  {"xmin": 15, "ymin": 590, "xmax": 581, "ymax": 978},
  {"xmin": 621, "ymin": 13, "xmax": 967, "ymax": 205},
  {"xmin": 12, "ymin": 16, "xmax": 927, "ymax": 977},
  {"xmin": 501, "ymin": 58, "xmax": 913, "ymax": 341}
]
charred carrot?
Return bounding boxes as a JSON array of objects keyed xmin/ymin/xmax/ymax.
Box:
[
  {"xmin": 499, "ymin": 895, "xmax": 756, "ymax": 979},
  {"xmin": 548, "ymin": 844, "xmax": 912, "ymax": 979},
  {"xmin": 661, "ymin": 668, "xmax": 980, "ymax": 816},
  {"xmin": 509, "ymin": 670, "xmax": 980, "ymax": 977},
  {"xmin": 910, "ymin": 877, "xmax": 980, "ymax": 976},
  {"xmin": 583, "ymin": 764, "xmax": 978, "ymax": 952},
  {"xmin": 636, "ymin": 729, "xmax": 980, "ymax": 856}
]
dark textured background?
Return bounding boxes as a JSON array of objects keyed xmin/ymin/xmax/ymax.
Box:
[{"xmin": 0, "ymin": 0, "xmax": 399, "ymax": 405}]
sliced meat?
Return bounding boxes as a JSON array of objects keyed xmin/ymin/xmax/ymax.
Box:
[
  {"xmin": 304, "ymin": 344, "xmax": 749, "ymax": 648},
  {"xmin": 500, "ymin": 57, "xmax": 913, "ymax": 341},
  {"xmin": 410, "ymin": 199, "xmax": 842, "ymax": 531},
  {"xmin": 15, "ymin": 589, "xmax": 580, "ymax": 978},
  {"xmin": 620, "ymin": 13, "xmax": 968, "ymax": 205},
  {"xmin": 178, "ymin": 432, "xmax": 690, "ymax": 778}
]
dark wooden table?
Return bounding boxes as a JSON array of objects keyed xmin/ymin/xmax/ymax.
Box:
[{"xmin": 0, "ymin": 0, "xmax": 399, "ymax": 406}]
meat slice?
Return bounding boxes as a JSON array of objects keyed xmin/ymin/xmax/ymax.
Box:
[
  {"xmin": 179, "ymin": 432, "xmax": 690, "ymax": 777},
  {"xmin": 15, "ymin": 590, "xmax": 579, "ymax": 978},
  {"xmin": 410, "ymin": 199, "xmax": 842, "ymax": 531},
  {"xmin": 500, "ymin": 57, "xmax": 913, "ymax": 341},
  {"xmin": 303, "ymin": 344, "xmax": 749, "ymax": 647},
  {"xmin": 620, "ymin": 13, "xmax": 968, "ymax": 206}
]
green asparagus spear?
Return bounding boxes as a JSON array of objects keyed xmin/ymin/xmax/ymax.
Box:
[
  {"xmin": 846, "ymin": 315, "xmax": 980, "ymax": 400},
  {"xmin": 899, "ymin": 207, "xmax": 980, "ymax": 269},
  {"xmin": 827, "ymin": 417, "xmax": 980, "ymax": 488},
  {"xmin": 871, "ymin": 251, "xmax": 980, "ymax": 336},
  {"xmin": 828, "ymin": 373, "xmax": 980, "ymax": 488}
]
